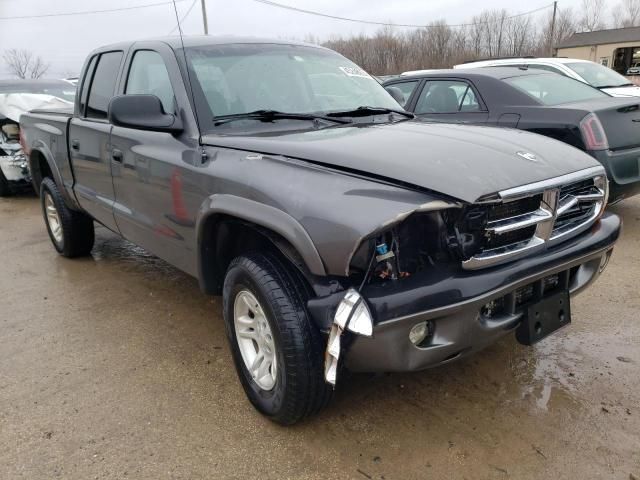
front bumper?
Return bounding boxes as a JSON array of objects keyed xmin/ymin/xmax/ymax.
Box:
[
  {"xmin": 334, "ymin": 213, "xmax": 621, "ymax": 373},
  {"xmin": 591, "ymin": 148, "xmax": 640, "ymax": 201}
]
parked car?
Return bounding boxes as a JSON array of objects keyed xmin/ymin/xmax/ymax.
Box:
[
  {"xmin": 449, "ymin": 57, "xmax": 640, "ymax": 98},
  {"xmin": 0, "ymin": 79, "xmax": 74, "ymax": 195},
  {"xmin": 21, "ymin": 37, "xmax": 620, "ymax": 425},
  {"xmin": 384, "ymin": 68, "xmax": 640, "ymax": 202},
  {"xmin": 626, "ymin": 62, "xmax": 640, "ymax": 75}
]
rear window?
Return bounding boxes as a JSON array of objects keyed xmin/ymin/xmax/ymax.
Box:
[{"xmin": 504, "ymin": 74, "xmax": 608, "ymax": 105}]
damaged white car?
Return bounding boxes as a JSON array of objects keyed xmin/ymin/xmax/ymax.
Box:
[{"xmin": 0, "ymin": 80, "xmax": 74, "ymax": 196}]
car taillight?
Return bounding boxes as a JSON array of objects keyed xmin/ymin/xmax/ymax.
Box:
[{"xmin": 580, "ymin": 113, "xmax": 609, "ymax": 151}]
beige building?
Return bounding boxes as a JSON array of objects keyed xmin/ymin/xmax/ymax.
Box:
[{"xmin": 556, "ymin": 26, "xmax": 640, "ymax": 74}]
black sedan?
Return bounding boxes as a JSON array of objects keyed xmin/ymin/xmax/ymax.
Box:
[{"xmin": 383, "ymin": 68, "xmax": 640, "ymax": 202}]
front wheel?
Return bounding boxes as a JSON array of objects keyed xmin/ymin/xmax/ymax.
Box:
[
  {"xmin": 40, "ymin": 177, "xmax": 95, "ymax": 257},
  {"xmin": 222, "ymin": 252, "xmax": 332, "ymax": 425}
]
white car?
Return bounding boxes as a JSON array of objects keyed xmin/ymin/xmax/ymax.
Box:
[{"xmin": 451, "ymin": 57, "xmax": 640, "ymax": 98}]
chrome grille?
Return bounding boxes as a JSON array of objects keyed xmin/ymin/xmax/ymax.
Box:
[{"xmin": 463, "ymin": 167, "xmax": 608, "ymax": 270}]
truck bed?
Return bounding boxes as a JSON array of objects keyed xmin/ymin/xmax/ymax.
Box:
[{"xmin": 20, "ymin": 109, "xmax": 74, "ymax": 198}]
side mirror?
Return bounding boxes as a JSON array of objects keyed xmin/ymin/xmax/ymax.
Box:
[
  {"xmin": 385, "ymin": 86, "xmax": 406, "ymax": 106},
  {"xmin": 108, "ymin": 94, "xmax": 182, "ymax": 133}
]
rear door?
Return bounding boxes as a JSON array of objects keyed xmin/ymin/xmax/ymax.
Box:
[
  {"xmin": 69, "ymin": 50, "xmax": 124, "ymax": 230},
  {"xmin": 109, "ymin": 45, "xmax": 201, "ymax": 275},
  {"xmin": 409, "ymin": 79, "xmax": 489, "ymax": 124}
]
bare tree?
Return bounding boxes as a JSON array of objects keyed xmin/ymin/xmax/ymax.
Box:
[
  {"xmin": 579, "ymin": 0, "xmax": 607, "ymax": 32},
  {"xmin": 612, "ymin": 0, "xmax": 640, "ymax": 27},
  {"xmin": 2, "ymin": 49, "xmax": 50, "ymax": 79},
  {"xmin": 537, "ymin": 7, "xmax": 577, "ymax": 55}
]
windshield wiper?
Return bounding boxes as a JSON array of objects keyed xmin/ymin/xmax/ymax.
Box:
[
  {"xmin": 213, "ymin": 109, "xmax": 352, "ymax": 126},
  {"xmin": 326, "ymin": 106, "xmax": 415, "ymax": 119}
]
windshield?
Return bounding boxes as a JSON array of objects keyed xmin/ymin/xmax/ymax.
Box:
[
  {"xmin": 0, "ymin": 82, "xmax": 76, "ymax": 102},
  {"xmin": 184, "ymin": 43, "xmax": 400, "ymax": 131},
  {"xmin": 504, "ymin": 73, "xmax": 608, "ymax": 105},
  {"xmin": 565, "ymin": 62, "xmax": 631, "ymax": 88}
]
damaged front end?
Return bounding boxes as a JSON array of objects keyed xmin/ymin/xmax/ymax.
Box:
[
  {"xmin": 319, "ymin": 202, "xmax": 465, "ymax": 385},
  {"xmin": 315, "ymin": 168, "xmax": 616, "ymax": 385}
]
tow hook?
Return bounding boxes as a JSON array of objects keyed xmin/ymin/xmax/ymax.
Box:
[{"xmin": 324, "ymin": 288, "xmax": 373, "ymax": 386}]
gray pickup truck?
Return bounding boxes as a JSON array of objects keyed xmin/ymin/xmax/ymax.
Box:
[{"xmin": 21, "ymin": 36, "xmax": 621, "ymax": 425}]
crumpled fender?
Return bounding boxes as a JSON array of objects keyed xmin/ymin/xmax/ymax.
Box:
[{"xmin": 198, "ymin": 147, "xmax": 462, "ymax": 277}]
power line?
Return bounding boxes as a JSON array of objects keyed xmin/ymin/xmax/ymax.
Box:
[
  {"xmin": 248, "ymin": 0, "xmax": 554, "ymax": 28},
  {"xmin": 0, "ymin": 0, "xmax": 188, "ymax": 21},
  {"xmin": 168, "ymin": 0, "xmax": 199, "ymax": 34}
]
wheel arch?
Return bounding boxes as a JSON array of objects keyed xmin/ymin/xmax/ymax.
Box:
[
  {"xmin": 196, "ymin": 194, "xmax": 326, "ymax": 295},
  {"xmin": 27, "ymin": 145, "xmax": 80, "ymax": 209}
]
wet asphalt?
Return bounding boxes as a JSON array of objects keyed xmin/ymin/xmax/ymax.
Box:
[{"xmin": 0, "ymin": 193, "xmax": 639, "ymax": 479}]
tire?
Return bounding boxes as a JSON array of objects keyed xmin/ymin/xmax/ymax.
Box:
[
  {"xmin": 40, "ymin": 177, "xmax": 95, "ymax": 257},
  {"xmin": 0, "ymin": 168, "xmax": 11, "ymax": 197},
  {"xmin": 222, "ymin": 252, "xmax": 332, "ymax": 425}
]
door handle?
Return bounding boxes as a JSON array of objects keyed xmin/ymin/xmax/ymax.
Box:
[
  {"xmin": 71, "ymin": 139, "xmax": 80, "ymax": 150},
  {"xmin": 111, "ymin": 148, "xmax": 123, "ymax": 162}
]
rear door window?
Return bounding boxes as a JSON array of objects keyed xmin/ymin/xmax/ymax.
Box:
[
  {"xmin": 415, "ymin": 80, "xmax": 482, "ymax": 114},
  {"xmin": 125, "ymin": 50, "xmax": 176, "ymax": 114},
  {"xmin": 79, "ymin": 55, "xmax": 97, "ymax": 116},
  {"xmin": 86, "ymin": 51, "xmax": 123, "ymax": 120}
]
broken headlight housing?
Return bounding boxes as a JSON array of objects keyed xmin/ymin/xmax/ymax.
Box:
[{"xmin": 349, "ymin": 211, "xmax": 455, "ymax": 286}]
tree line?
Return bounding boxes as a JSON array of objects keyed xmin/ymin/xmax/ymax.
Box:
[{"xmin": 321, "ymin": 0, "xmax": 640, "ymax": 75}]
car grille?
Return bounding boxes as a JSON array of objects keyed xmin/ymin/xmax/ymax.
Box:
[{"xmin": 462, "ymin": 167, "xmax": 608, "ymax": 270}]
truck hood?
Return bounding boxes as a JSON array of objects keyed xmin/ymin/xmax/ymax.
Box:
[{"xmin": 202, "ymin": 121, "xmax": 601, "ymax": 203}]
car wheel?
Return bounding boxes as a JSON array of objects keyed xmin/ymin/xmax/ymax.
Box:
[
  {"xmin": 222, "ymin": 252, "xmax": 332, "ymax": 425},
  {"xmin": 0, "ymin": 168, "xmax": 11, "ymax": 197},
  {"xmin": 40, "ymin": 177, "xmax": 95, "ymax": 257}
]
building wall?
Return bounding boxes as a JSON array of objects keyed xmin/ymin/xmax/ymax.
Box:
[{"xmin": 557, "ymin": 40, "xmax": 640, "ymax": 66}]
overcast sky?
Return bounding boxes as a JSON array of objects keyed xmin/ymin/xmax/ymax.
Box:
[{"xmin": 1, "ymin": 0, "xmax": 589, "ymax": 77}]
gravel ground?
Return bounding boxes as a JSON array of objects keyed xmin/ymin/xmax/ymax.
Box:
[{"xmin": 1, "ymin": 193, "xmax": 639, "ymax": 480}]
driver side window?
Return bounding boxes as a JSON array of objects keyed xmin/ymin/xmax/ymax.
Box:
[{"xmin": 125, "ymin": 50, "xmax": 176, "ymax": 114}]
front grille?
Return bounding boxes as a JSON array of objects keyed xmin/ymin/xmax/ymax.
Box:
[
  {"xmin": 462, "ymin": 168, "xmax": 607, "ymax": 270},
  {"xmin": 487, "ymin": 194, "xmax": 541, "ymax": 221}
]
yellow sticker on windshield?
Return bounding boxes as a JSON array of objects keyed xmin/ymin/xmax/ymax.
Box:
[{"xmin": 339, "ymin": 66, "xmax": 370, "ymax": 78}]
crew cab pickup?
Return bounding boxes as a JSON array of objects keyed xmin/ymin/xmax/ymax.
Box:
[{"xmin": 20, "ymin": 37, "xmax": 621, "ymax": 425}]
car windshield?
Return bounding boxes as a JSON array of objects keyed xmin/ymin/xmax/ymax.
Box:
[
  {"xmin": 504, "ymin": 73, "xmax": 608, "ymax": 105},
  {"xmin": 184, "ymin": 43, "xmax": 400, "ymax": 131},
  {"xmin": 565, "ymin": 62, "xmax": 631, "ymax": 88},
  {"xmin": 0, "ymin": 82, "xmax": 76, "ymax": 102}
]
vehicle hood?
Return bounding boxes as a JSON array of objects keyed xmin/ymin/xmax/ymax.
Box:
[
  {"xmin": 601, "ymin": 85, "xmax": 640, "ymax": 97},
  {"xmin": 202, "ymin": 121, "xmax": 600, "ymax": 204}
]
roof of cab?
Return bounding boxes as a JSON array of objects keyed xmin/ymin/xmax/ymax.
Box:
[{"xmin": 91, "ymin": 35, "xmax": 329, "ymax": 54}]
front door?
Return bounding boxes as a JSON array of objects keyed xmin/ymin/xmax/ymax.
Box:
[{"xmin": 109, "ymin": 48, "xmax": 200, "ymax": 275}]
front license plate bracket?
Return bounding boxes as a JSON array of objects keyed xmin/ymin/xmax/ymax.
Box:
[{"xmin": 516, "ymin": 290, "xmax": 571, "ymax": 346}]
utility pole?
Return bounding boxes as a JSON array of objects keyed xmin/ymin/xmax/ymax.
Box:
[
  {"xmin": 549, "ymin": 1, "xmax": 558, "ymax": 57},
  {"xmin": 201, "ymin": 0, "xmax": 209, "ymax": 35}
]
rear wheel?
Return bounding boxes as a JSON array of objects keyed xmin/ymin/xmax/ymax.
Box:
[
  {"xmin": 40, "ymin": 177, "xmax": 95, "ymax": 257},
  {"xmin": 222, "ymin": 252, "xmax": 332, "ymax": 425}
]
